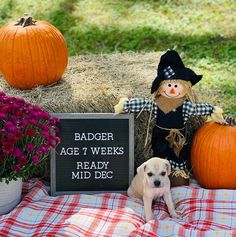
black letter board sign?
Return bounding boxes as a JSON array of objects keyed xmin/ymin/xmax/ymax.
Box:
[{"xmin": 50, "ymin": 113, "xmax": 134, "ymax": 196}]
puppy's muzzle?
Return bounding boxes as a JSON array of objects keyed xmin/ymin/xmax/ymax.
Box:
[{"xmin": 154, "ymin": 180, "xmax": 161, "ymax": 187}]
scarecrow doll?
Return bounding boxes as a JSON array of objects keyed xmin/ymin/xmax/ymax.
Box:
[{"xmin": 114, "ymin": 50, "xmax": 226, "ymax": 186}]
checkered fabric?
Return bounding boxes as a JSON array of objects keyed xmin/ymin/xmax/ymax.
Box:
[
  {"xmin": 124, "ymin": 98, "xmax": 214, "ymax": 124},
  {"xmin": 124, "ymin": 98, "xmax": 214, "ymax": 171},
  {"xmin": 182, "ymin": 100, "xmax": 214, "ymax": 123},
  {"xmin": 163, "ymin": 66, "xmax": 175, "ymax": 79},
  {"xmin": 169, "ymin": 160, "xmax": 187, "ymax": 170},
  {"xmin": 0, "ymin": 179, "xmax": 236, "ymax": 237},
  {"xmin": 123, "ymin": 97, "xmax": 156, "ymax": 114}
]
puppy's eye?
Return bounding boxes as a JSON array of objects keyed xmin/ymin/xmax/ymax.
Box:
[
  {"xmin": 161, "ymin": 171, "xmax": 166, "ymax": 176},
  {"xmin": 147, "ymin": 172, "xmax": 153, "ymax": 177}
]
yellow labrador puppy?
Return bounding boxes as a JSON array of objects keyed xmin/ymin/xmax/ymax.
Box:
[{"xmin": 128, "ymin": 157, "xmax": 181, "ymax": 222}]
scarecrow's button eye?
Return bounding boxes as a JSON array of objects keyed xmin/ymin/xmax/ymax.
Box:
[
  {"xmin": 168, "ymin": 84, "xmax": 171, "ymax": 87},
  {"xmin": 174, "ymin": 84, "xmax": 178, "ymax": 88}
]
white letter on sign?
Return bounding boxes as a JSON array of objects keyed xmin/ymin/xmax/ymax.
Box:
[
  {"xmin": 72, "ymin": 171, "xmax": 79, "ymax": 179},
  {"xmin": 74, "ymin": 133, "xmax": 80, "ymax": 141},
  {"xmin": 77, "ymin": 162, "xmax": 83, "ymax": 169},
  {"xmin": 60, "ymin": 147, "xmax": 66, "ymax": 155},
  {"xmin": 84, "ymin": 171, "xmax": 91, "ymax": 179}
]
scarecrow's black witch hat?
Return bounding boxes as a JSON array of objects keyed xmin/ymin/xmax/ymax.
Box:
[{"xmin": 151, "ymin": 50, "xmax": 202, "ymax": 94}]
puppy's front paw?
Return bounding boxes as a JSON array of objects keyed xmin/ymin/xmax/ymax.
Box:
[
  {"xmin": 170, "ymin": 212, "xmax": 182, "ymax": 219},
  {"xmin": 145, "ymin": 214, "xmax": 154, "ymax": 222}
]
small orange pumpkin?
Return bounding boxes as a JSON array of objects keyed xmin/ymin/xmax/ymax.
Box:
[
  {"xmin": 0, "ymin": 14, "xmax": 68, "ymax": 89},
  {"xmin": 191, "ymin": 120, "xmax": 236, "ymax": 189}
]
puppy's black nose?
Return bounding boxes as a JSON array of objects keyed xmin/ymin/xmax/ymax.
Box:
[{"xmin": 154, "ymin": 180, "xmax": 160, "ymax": 187}]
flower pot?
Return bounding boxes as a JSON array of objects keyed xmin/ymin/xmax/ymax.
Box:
[{"xmin": 0, "ymin": 178, "xmax": 22, "ymax": 215}]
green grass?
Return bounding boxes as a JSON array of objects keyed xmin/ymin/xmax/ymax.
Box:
[{"xmin": 0, "ymin": 0, "xmax": 235, "ymax": 116}]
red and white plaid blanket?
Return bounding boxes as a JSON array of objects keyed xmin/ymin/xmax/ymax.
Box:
[{"xmin": 0, "ymin": 179, "xmax": 235, "ymax": 237}]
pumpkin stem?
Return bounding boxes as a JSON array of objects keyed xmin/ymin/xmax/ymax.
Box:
[{"xmin": 15, "ymin": 13, "xmax": 36, "ymax": 27}]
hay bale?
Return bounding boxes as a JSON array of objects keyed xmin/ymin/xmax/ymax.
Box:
[{"xmin": 0, "ymin": 52, "xmax": 163, "ymax": 169}]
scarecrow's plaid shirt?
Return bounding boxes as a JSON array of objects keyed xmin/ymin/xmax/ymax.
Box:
[
  {"xmin": 123, "ymin": 97, "xmax": 214, "ymax": 124},
  {"xmin": 0, "ymin": 179, "xmax": 235, "ymax": 237},
  {"xmin": 123, "ymin": 98, "xmax": 214, "ymax": 171}
]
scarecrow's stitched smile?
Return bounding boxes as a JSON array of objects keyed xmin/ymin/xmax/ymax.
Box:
[{"xmin": 164, "ymin": 91, "xmax": 181, "ymax": 98}]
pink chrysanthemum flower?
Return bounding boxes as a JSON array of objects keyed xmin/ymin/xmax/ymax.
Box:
[{"xmin": 0, "ymin": 92, "xmax": 60, "ymax": 183}]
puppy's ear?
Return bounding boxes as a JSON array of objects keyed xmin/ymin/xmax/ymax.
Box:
[
  {"xmin": 164, "ymin": 160, "xmax": 171, "ymax": 175},
  {"xmin": 137, "ymin": 162, "xmax": 147, "ymax": 174}
]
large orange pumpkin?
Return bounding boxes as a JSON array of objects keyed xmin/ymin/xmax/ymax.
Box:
[
  {"xmin": 191, "ymin": 120, "xmax": 236, "ymax": 189},
  {"xmin": 0, "ymin": 14, "xmax": 68, "ymax": 89}
]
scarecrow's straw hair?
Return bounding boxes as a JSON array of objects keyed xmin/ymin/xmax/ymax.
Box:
[{"xmin": 182, "ymin": 80, "xmax": 198, "ymax": 104}]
